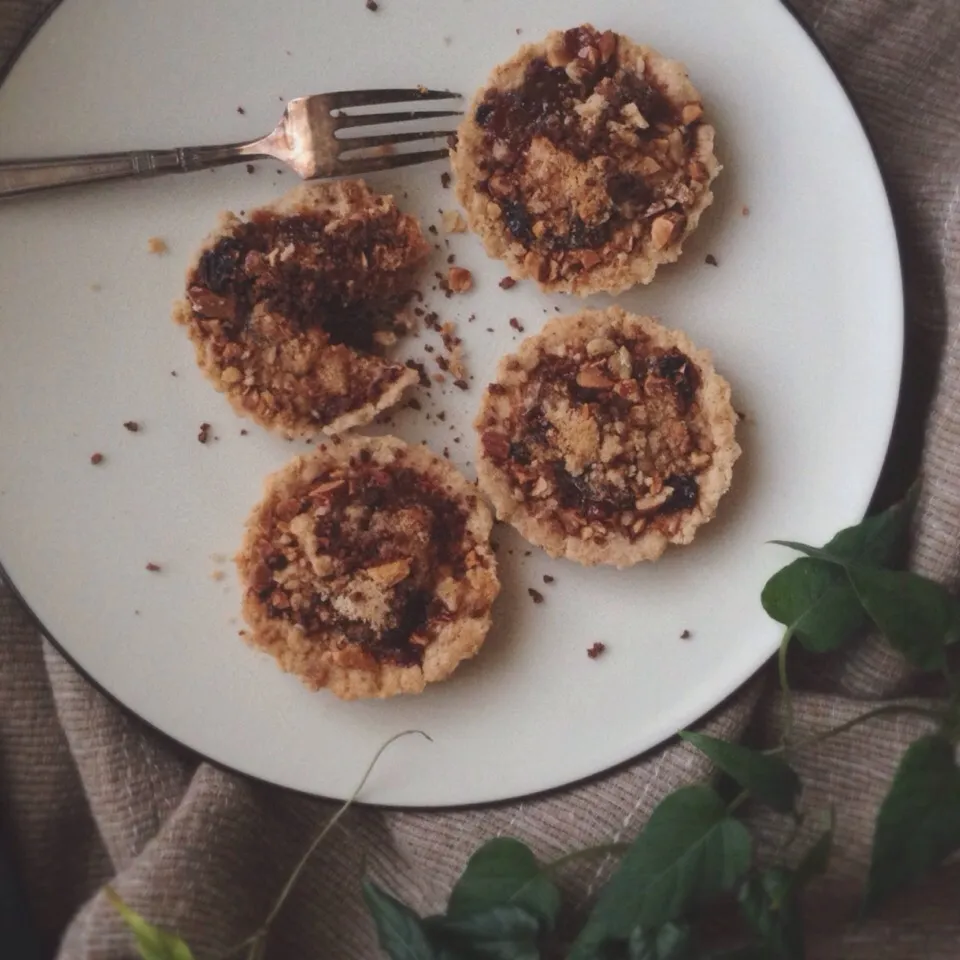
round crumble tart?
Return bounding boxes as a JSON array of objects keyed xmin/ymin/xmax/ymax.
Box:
[
  {"xmin": 475, "ymin": 307, "xmax": 740, "ymax": 567},
  {"xmin": 236, "ymin": 436, "xmax": 500, "ymax": 700},
  {"xmin": 173, "ymin": 180, "xmax": 428, "ymax": 437},
  {"xmin": 451, "ymin": 24, "xmax": 720, "ymax": 295}
]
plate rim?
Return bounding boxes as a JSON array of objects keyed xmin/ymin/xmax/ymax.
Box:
[{"xmin": 0, "ymin": 0, "xmax": 906, "ymax": 809}]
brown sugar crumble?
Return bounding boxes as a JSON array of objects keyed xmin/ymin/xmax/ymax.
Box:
[
  {"xmin": 173, "ymin": 181, "xmax": 428, "ymax": 436},
  {"xmin": 147, "ymin": 237, "xmax": 168, "ymax": 255},
  {"xmin": 198, "ymin": 422, "xmax": 212, "ymax": 444},
  {"xmin": 587, "ymin": 641, "xmax": 606, "ymax": 659},
  {"xmin": 451, "ymin": 24, "xmax": 720, "ymax": 295},
  {"xmin": 528, "ymin": 587, "xmax": 545, "ymax": 604},
  {"xmin": 236, "ymin": 437, "xmax": 500, "ymax": 699},
  {"xmin": 90, "ymin": 452, "xmax": 104, "ymax": 465},
  {"xmin": 123, "ymin": 421, "xmax": 140, "ymax": 433}
]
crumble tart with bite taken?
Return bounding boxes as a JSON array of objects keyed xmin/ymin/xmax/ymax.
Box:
[
  {"xmin": 174, "ymin": 180, "xmax": 428, "ymax": 437},
  {"xmin": 475, "ymin": 307, "xmax": 740, "ymax": 567},
  {"xmin": 451, "ymin": 24, "xmax": 720, "ymax": 295},
  {"xmin": 236, "ymin": 436, "xmax": 500, "ymax": 699}
]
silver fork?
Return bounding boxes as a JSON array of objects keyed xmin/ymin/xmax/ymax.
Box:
[{"xmin": 0, "ymin": 88, "xmax": 461, "ymax": 200}]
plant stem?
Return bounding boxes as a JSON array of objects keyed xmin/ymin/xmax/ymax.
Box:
[
  {"xmin": 727, "ymin": 789, "xmax": 750, "ymax": 816},
  {"xmin": 765, "ymin": 704, "xmax": 941, "ymax": 756},
  {"xmin": 544, "ymin": 842, "xmax": 631, "ymax": 873},
  {"xmin": 778, "ymin": 627, "xmax": 795, "ymax": 747},
  {"xmin": 222, "ymin": 730, "xmax": 431, "ymax": 959}
]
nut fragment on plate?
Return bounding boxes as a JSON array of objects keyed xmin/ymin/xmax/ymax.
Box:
[
  {"xmin": 475, "ymin": 307, "xmax": 740, "ymax": 567},
  {"xmin": 451, "ymin": 24, "xmax": 720, "ymax": 295},
  {"xmin": 236, "ymin": 436, "xmax": 500, "ymax": 699},
  {"xmin": 173, "ymin": 181, "xmax": 429, "ymax": 437}
]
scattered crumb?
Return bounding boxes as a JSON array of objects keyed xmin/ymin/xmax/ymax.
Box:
[
  {"xmin": 453, "ymin": 378, "xmax": 468, "ymax": 391},
  {"xmin": 681, "ymin": 629, "xmax": 692, "ymax": 640},
  {"xmin": 240, "ymin": 428, "xmax": 249, "ymax": 436},
  {"xmin": 528, "ymin": 588, "xmax": 545, "ymax": 605},
  {"xmin": 123, "ymin": 421, "xmax": 140, "ymax": 433},
  {"xmin": 237, "ymin": 105, "xmax": 246, "ymax": 115},
  {"xmin": 433, "ymin": 372, "xmax": 446, "ymax": 384},
  {"xmin": 442, "ymin": 210, "xmax": 468, "ymax": 234},
  {"xmin": 198, "ymin": 422, "xmax": 212, "ymax": 444},
  {"xmin": 147, "ymin": 237, "xmax": 168, "ymax": 255},
  {"xmin": 366, "ymin": 0, "xmax": 379, "ymax": 9},
  {"xmin": 145, "ymin": 562, "xmax": 162, "ymax": 573},
  {"xmin": 428, "ymin": 225, "xmax": 439, "ymax": 236},
  {"xmin": 736, "ymin": 410, "xmax": 748, "ymax": 422},
  {"xmin": 509, "ymin": 317, "xmax": 525, "ymax": 332},
  {"xmin": 447, "ymin": 266, "xmax": 473, "ymax": 294},
  {"xmin": 543, "ymin": 575, "xmax": 555, "ymax": 584},
  {"xmin": 499, "ymin": 276, "xmax": 517, "ymax": 290},
  {"xmin": 587, "ymin": 641, "xmax": 606, "ymax": 659},
  {"xmin": 89, "ymin": 452, "xmax": 104, "ymax": 466},
  {"xmin": 210, "ymin": 569, "xmax": 226, "ymax": 582},
  {"xmin": 417, "ymin": 84, "xmax": 429, "ymax": 95},
  {"xmin": 441, "ymin": 172, "xmax": 452, "ymax": 189},
  {"xmin": 89, "ymin": 282, "xmax": 102, "ymax": 292},
  {"xmin": 245, "ymin": 163, "xmax": 256, "ymax": 174},
  {"xmin": 516, "ymin": 27, "xmax": 522, "ymax": 35},
  {"xmin": 742, "ymin": 205, "xmax": 750, "ymax": 217},
  {"xmin": 170, "ymin": 370, "xmax": 177, "ymax": 376},
  {"xmin": 705, "ymin": 254, "xmax": 719, "ymax": 267}
]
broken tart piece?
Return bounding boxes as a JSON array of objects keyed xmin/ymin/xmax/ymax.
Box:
[
  {"xmin": 173, "ymin": 180, "xmax": 428, "ymax": 436},
  {"xmin": 475, "ymin": 307, "xmax": 740, "ymax": 567},
  {"xmin": 236, "ymin": 436, "xmax": 500, "ymax": 699},
  {"xmin": 451, "ymin": 24, "xmax": 720, "ymax": 295}
]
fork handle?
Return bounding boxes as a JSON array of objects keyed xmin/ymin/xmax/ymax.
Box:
[{"xmin": 0, "ymin": 141, "xmax": 267, "ymax": 199}]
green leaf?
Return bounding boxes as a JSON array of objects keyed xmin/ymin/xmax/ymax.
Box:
[
  {"xmin": 761, "ymin": 557, "xmax": 867, "ymax": 652},
  {"xmin": 846, "ymin": 566, "xmax": 955, "ymax": 670},
  {"xmin": 827, "ymin": 484, "xmax": 918, "ymax": 565},
  {"xmin": 104, "ymin": 889, "xmax": 195, "ymax": 960},
  {"xmin": 425, "ymin": 905, "xmax": 540, "ymax": 960},
  {"xmin": 628, "ymin": 922, "xmax": 696, "ymax": 960},
  {"xmin": 864, "ymin": 734, "xmax": 960, "ymax": 914},
  {"xmin": 773, "ymin": 485, "xmax": 919, "ymax": 570},
  {"xmin": 679, "ymin": 732, "xmax": 801, "ymax": 814},
  {"xmin": 363, "ymin": 881, "xmax": 435, "ymax": 960},
  {"xmin": 447, "ymin": 838, "xmax": 560, "ymax": 931},
  {"xmin": 738, "ymin": 869, "xmax": 804, "ymax": 960},
  {"xmin": 569, "ymin": 786, "xmax": 752, "ymax": 959}
]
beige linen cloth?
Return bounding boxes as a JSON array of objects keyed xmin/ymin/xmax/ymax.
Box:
[{"xmin": 1, "ymin": 1, "xmax": 959, "ymax": 957}]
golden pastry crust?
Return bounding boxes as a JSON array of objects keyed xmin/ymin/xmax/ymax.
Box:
[
  {"xmin": 236, "ymin": 436, "xmax": 500, "ymax": 700},
  {"xmin": 451, "ymin": 24, "xmax": 720, "ymax": 295},
  {"xmin": 173, "ymin": 180, "xmax": 428, "ymax": 437},
  {"xmin": 475, "ymin": 307, "xmax": 740, "ymax": 567}
]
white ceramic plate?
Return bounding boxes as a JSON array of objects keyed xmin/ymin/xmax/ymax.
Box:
[{"xmin": 0, "ymin": 0, "xmax": 901, "ymax": 806}]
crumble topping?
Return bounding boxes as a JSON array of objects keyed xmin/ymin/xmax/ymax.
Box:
[
  {"xmin": 475, "ymin": 308, "xmax": 740, "ymax": 567},
  {"xmin": 452, "ymin": 24, "xmax": 720, "ymax": 294},
  {"xmin": 237, "ymin": 437, "xmax": 500, "ymax": 699},
  {"xmin": 173, "ymin": 181, "xmax": 428, "ymax": 437}
]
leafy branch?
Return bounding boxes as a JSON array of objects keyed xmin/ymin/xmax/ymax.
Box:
[{"xmin": 111, "ymin": 485, "xmax": 960, "ymax": 959}]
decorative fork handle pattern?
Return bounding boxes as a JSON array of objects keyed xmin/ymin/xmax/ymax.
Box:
[{"xmin": 0, "ymin": 141, "xmax": 266, "ymax": 199}]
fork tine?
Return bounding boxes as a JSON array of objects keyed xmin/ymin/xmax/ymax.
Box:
[
  {"xmin": 336, "ymin": 148, "xmax": 450, "ymax": 176},
  {"xmin": 337, "ymin": 130, "xmax": 452, "ymax": 153},
  {"xmin": 334, "ymin": 109, "xmax": 462, "ymax": 129},
  {"xmin": 326, "ymin": 88, "xmax": 460, "ymax": 109}
]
